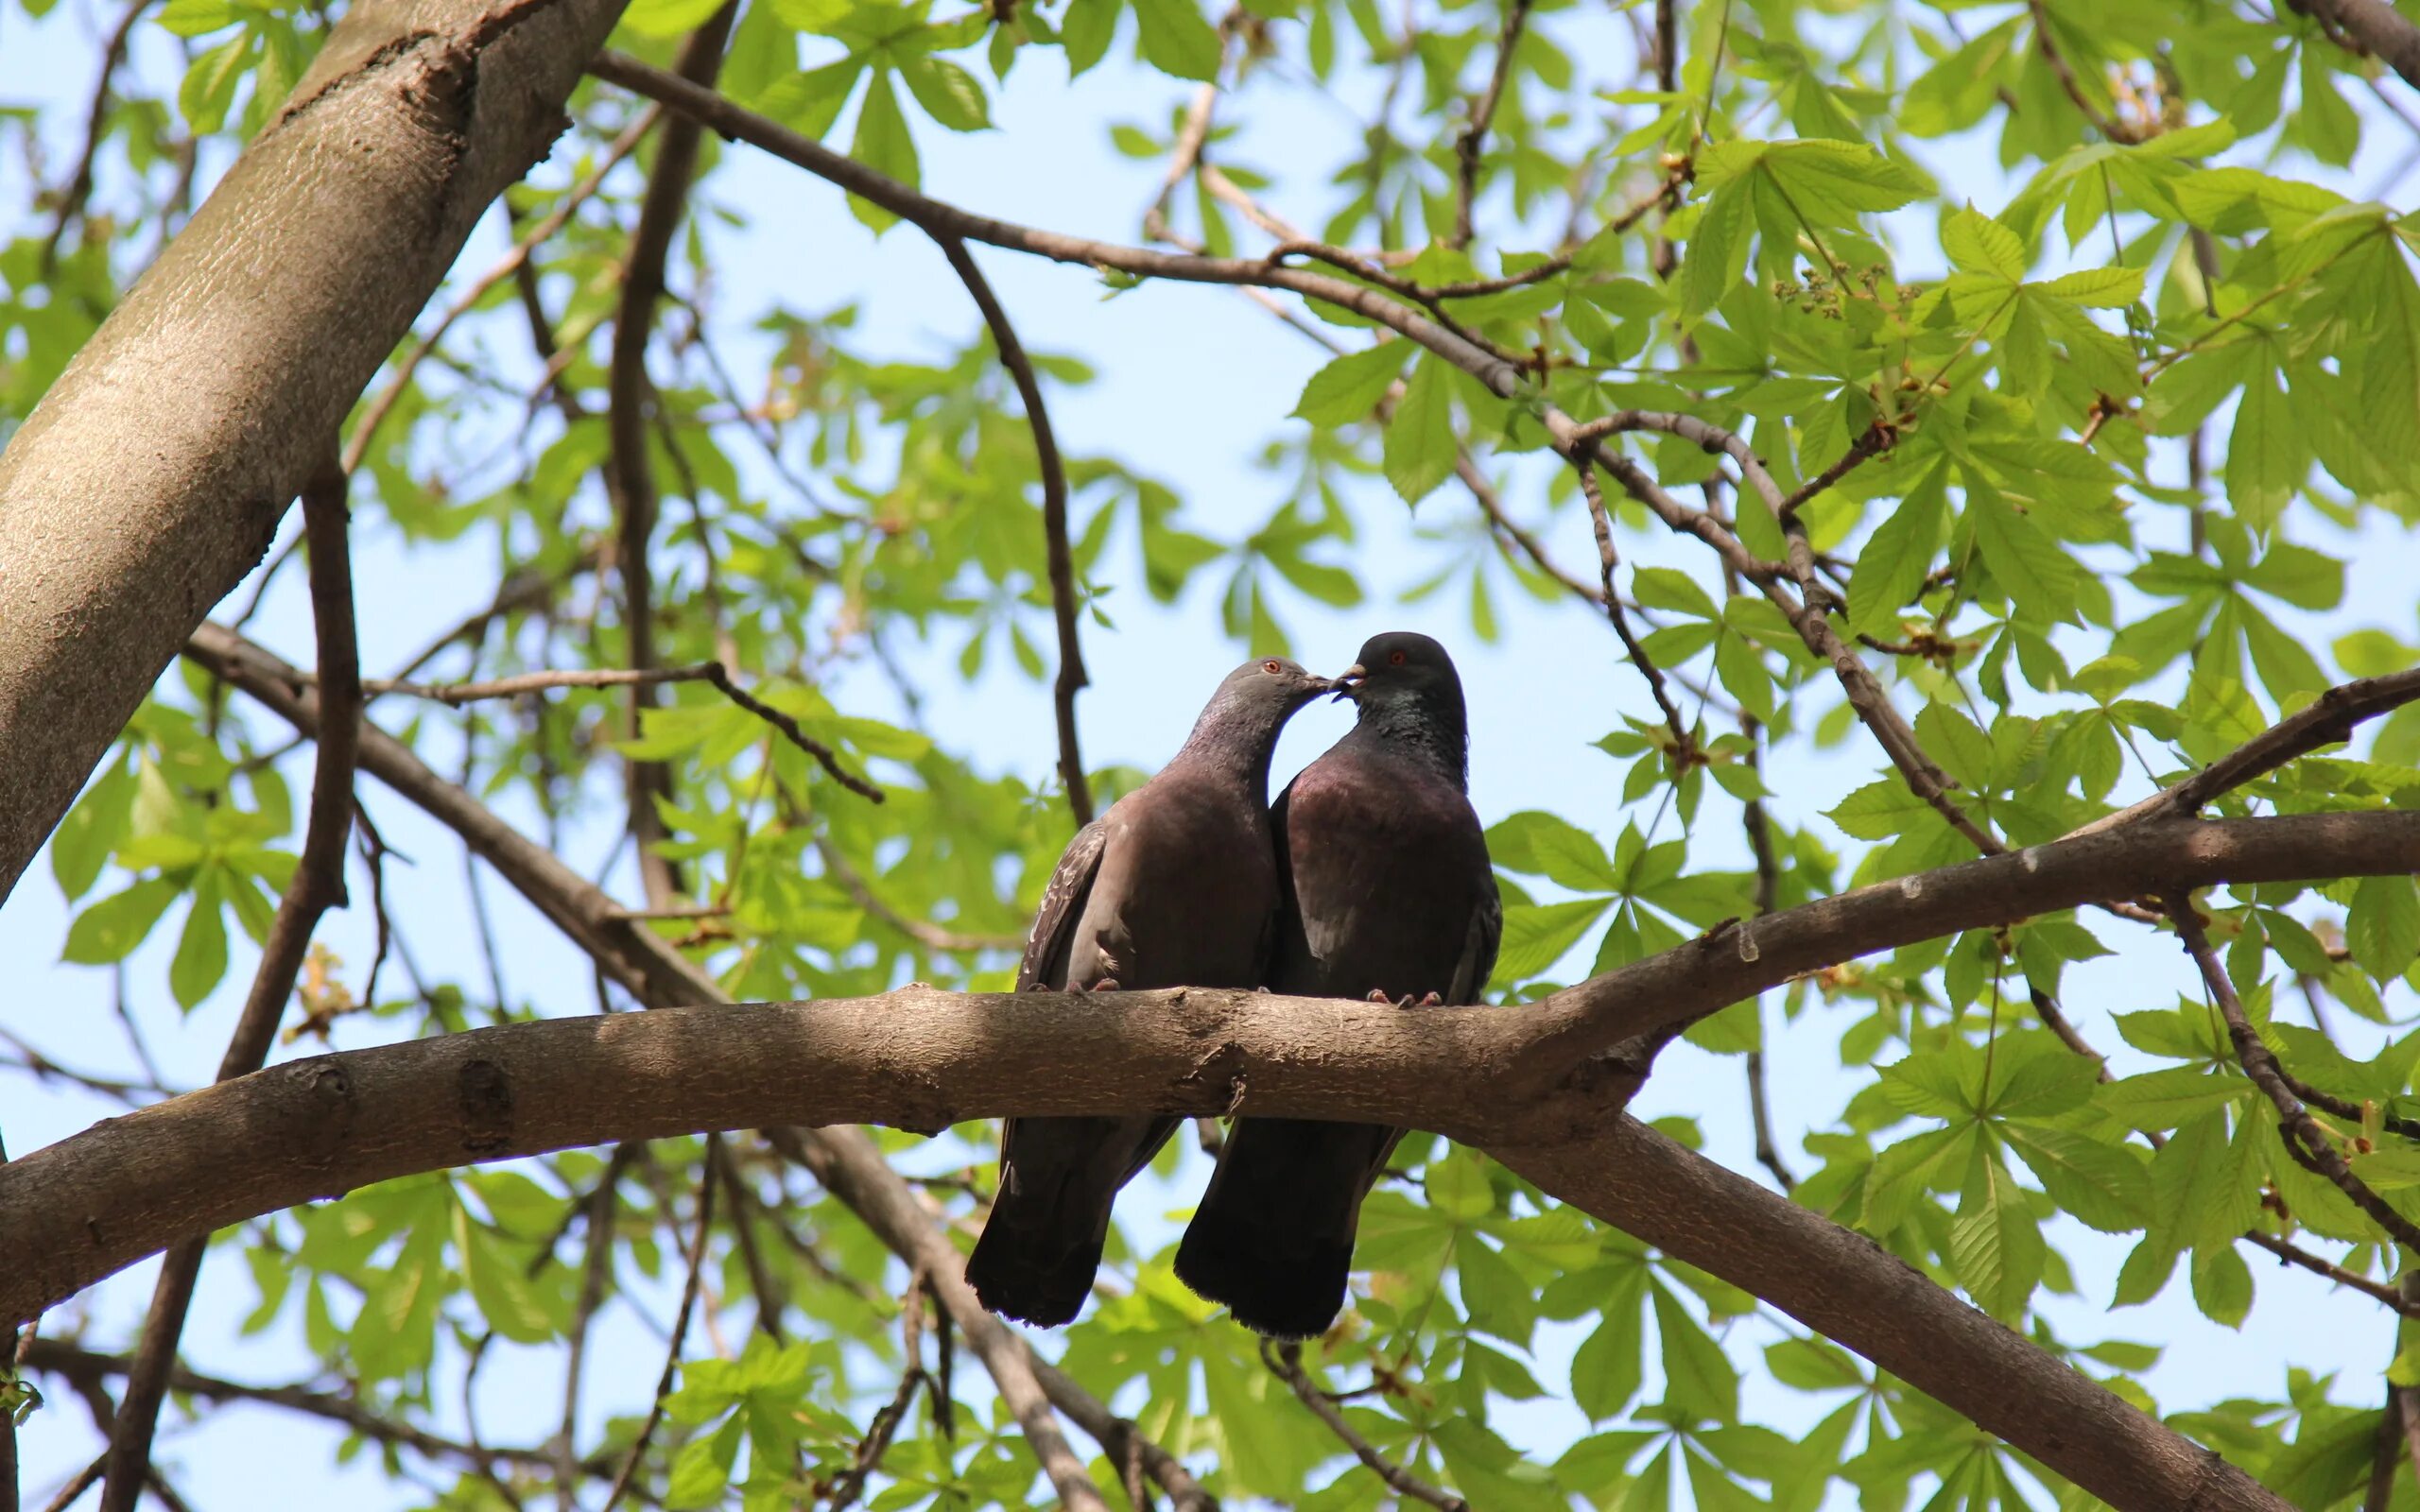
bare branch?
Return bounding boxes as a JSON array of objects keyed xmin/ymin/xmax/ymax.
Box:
[
  {"xmin": 598, "ymin": 1142, "xmax": 717, "ymax": 1512},
  {"xmin": 1498, "ymin": 1116, "xmax": 2292, "ymax": 1512},
  {"xmin": 100, "ymin": 456, "xmax": 360, "ymax": 1512},
  {"xmin": 2168, "ymin": 895, "xmax": 2420, "ymax": 1257},
  {"xmin": 938, "ymin": 235, "xmax": 1092, "ymax": 825},
  {"xmin": 610, "ymin": 9, "xmax": 738, "ymax": 910},
  {"xmin": 1579, "ymin": 466, "xmax": 1692, "ymax": 753},
  {"xmin": 2288, "ymin": 0, "xmax": 2420, "ymax": 92},
  {"xmin": 1267, "ymin": 1343, "xmax": 1467, "ymax": 1512},
  {"xmin": 344, "ymin": 105, "xmax": 662, "ymax": 474},
  {"xmin": 2073, "ymin": 669, "xmax": 2420, "ymax": 835},
  {"xmin": 36, "ymin": 0, "xmax": 147, "ymax": 273},
  {"xmin": 558, "ymin": 1144, "xmax": 634, "ymax": 1509},
  {"xmin": 1451, "ymin": 0, "xmax": 1534, "ymax": 249},
  {"xmin": 363, "ymin": 662, "xmax": 885, "ymax": 802},
  {"xmin": 21, "ymin": 1338, "xmax": 569, "ymax": 1477}
]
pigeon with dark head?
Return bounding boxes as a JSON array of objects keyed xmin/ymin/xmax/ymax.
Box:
[
  {"xmin": 965, "ymin": 655, "xmax": 1331, "ymax": 1328},
  {"xmin": 1175, "ymin": 631, "xmax": 1499, "ymax": 1339}
]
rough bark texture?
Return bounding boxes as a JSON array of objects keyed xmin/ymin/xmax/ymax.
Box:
[
  {"xmin": 0, "ymin": 0, "xmax": 629, "ymax": 903},
  {"xmin": 8, "ymin": 785, "xmax": 2418, "ymax": 1328},
  {"xmin": 1496, "ymin": 1120, "xmax": 2288, "ymax": 1512}
]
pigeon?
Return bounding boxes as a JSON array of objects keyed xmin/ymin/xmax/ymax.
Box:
[
  {"xmin": 1175, "ymin": 631, "xmax": 1500, "ymax": 1339},
  {"xmin": 965, "ymin": 655, "xmax": 1331, "ymax": 1328}
]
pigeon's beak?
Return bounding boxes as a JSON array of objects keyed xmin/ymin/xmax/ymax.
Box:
[{"xmin": 1330, "ymin": 664, "xmax": 1367, "ymax": 702}]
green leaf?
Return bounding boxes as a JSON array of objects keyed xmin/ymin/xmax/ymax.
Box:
[
  {"xmin": 1291, "ymin": 342, "xmax": 1406, "ymax": 425},
  {"xmin": 62, "ymin": 876, "xmax": 184, "ymax": 965},
  {"xmin": 1652, "ymin": 1283, "xmax": 1739, "ymax": 1423},
  {"xmin": 53, "ymin": 756, "xmax": 135, "ymax": 902},
  {"xmin": 2224, "ymin": 360, "xmax": 2303, "ymax": 535},
  {"xmin": 1967, "ymin": 476, "xmax": 2078, "ymax": 624},
  {"xmin": 620, "ymin": 0, "xmax": 730, "ymax": 37},
  {"xmin": 1948, "ymin": 1142, "xmax": 2044, "ymax": 1320},
  {"xmin": 1059, "ymin": 0, "xmax": 1121, "ymax": 74},
  {"xmin": 1943, "ymin": 207, "xmax": 2025, "ymax": 282},
  {"xmin": 1679, "ymin": 185, "xmax": 1752, "ymax": 321},
  {"xmin": 1491, "ymin": 899, "xmax": 1612, "ymax": 983},
  {"xmin": 2001, "ymin": 1125, "xmax": 2150, "ymax": 1233},
  {"xmin": 1382, "ymin": 354, "xmax": 1457, "ymax": 505},
  {"xmin": 2032, "ymin": 266, "xmax": 2144, "ymax": 306},
  {"xmin": 1130, "ymin": 0, "xmax": 1221, "ymax": 79},
  {"xmin": 169, "ymin": 873, "xmax": 229, "ymax": 1010},
  {"xmin": 1487, "ymin": 811, "xmax": 1618, "ymax": 890},
  {"xmin": 2189, "ymin": 1241, "xmax": 2253, "ymax": 1328},
  {"xmin": 1847, "ymin": 463, "xmax": 1947, "ymax": 637},
  {"xmin": 846, "ymin": 70, "xmax": 919, "ymax": 232},
  {"xmin": 2348, "ymin": 875, "xmax": 2420, "ymax": 984},
  {"xmin": 897, "ymin": 54, "xmax": 991, "ymax": 130}
]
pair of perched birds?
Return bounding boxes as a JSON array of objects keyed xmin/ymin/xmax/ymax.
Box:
[{"xmin": 963, "ymin": 631, "xmax": 1502, "ymax": 1339}]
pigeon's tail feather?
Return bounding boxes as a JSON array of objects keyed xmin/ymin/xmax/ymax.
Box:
[
  {"xmin": 1175, "ymin": 1118, "xmax": 1399, "ymax": 1340},
  {"xmin": 967, "ymin": 1114, "xmax": 1177, "ymax": 1329}
]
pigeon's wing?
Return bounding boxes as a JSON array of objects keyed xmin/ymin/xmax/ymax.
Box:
[
  {"xmin": 1015, "ymin": 818, "xmax": 1110, "ymax": 994},
  {"xmin": 1448, "ymin": 867, "xmax": 1503, "ymax": 1005}
]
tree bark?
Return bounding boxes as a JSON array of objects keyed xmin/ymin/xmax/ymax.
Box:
[
  {"xmin": 0, "ymin": 0, "xmax": 630, "ymax": 903},
  {"xmin": 1496, "ymin": 1119, "xmax": 2289, "ymax": 1512}
]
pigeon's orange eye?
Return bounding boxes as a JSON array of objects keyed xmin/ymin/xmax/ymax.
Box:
[
  {"xmin": 1389, "ymin": 650, "xmax": 1408, "ymax": 665},
  {"xmin": 1263, "ymin": 659, "xmax": 1282, "ymax": 674}
]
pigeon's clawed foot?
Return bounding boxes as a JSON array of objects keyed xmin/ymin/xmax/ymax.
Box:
[
  {"xmin": 1413, "ymin": 990, "xmax": 1443, "ymax": 1007},
  {"xmin": 1366, "ymin": 988, "xmax": 1392, "ymax": 1003},
  {"xmin": 1091, "ymin": 977, "xmax": 1121, "ymax": 992}
]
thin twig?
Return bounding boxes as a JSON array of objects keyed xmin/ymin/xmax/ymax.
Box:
[
  {"xmin": 21, "ymin": 1339, "xmax": 572, "ymax": 1477},
  {"xmin": 2169, "ymin": 895, "xmax": 2420, "ymax": 1257},
  {"xmin": 556, "ymin": 1144, "xmax": 632, "ymax": 1510},
  {"xmin": 937, "ymin": 235, "xmax": 1091, "ymax": 825},
  {"xmin": 39, "ymin": 1455, "xmax": 102, "ymax": 1512},
  {"xmin": 37, "ymin": 0, "xmax": 147, "ymax": 273},
  {"xmin": 362, "ymin": 662, "xmax": 885, "ymax": 802},
  {"xmin": 2073, "ymin": 670, "xmax": 2420, "ymax": 836},
  {"xmin": 598, "ymin": 1140, "xmax": 718, "ymax": 1512},
  {"xmin": 98, "ymin": 455, "xmax": 361, "ymax": 1512},
  {"xmin": 1578, "ymin": 468, "xmax": 1692, "ymax": 754},
  {"xmin": 816, "ymin": 839, "xmax": 1019, "ymax": 953},
  {"xmin": 1451, "ymin": 0, "xmax": 1534, "ymax": 249},
  {"xmin": 1266, "ymin": 1344, "xmax": 1467, "ymax": 1512},
  {"xmin": 719, "ymin": 1149, "xmax": 789, "ymax": 1341},
  {"xmin": 344, "ymin": 107, "xmax": 661, "ymax": 473}
]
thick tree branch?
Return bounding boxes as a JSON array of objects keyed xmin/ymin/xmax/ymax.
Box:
[
  {"xmin": 11, "ymin": 806, "xmax": 2419, "ymax": 1332},
  {"xmin": 99, "ymin": 461, "xmax": 359, "ymax": 1512},
  {"xmin": 0, "ymin": 0, "xmax": 630, "ymax": 904},
  {"xmin": 1495, "ymin": 1116, "xmax": 2291, "ymax": 1512},
  {"xmin": 937, "ymin": 235, "xmax": 1092, "ymax": 826},
  {"xmin": 2290, "ymin": 0, "xmax": 2420, "ymax": 93}
]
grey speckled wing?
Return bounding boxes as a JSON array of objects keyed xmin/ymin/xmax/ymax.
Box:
[{"xmin": 1015, "ymin": 819, "xmax": 1108, "ymax": 994}]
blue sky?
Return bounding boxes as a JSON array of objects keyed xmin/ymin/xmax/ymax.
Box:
[{"xmin": 5, "ymin": 1, "xmax": 2420, "ymax": 1505}]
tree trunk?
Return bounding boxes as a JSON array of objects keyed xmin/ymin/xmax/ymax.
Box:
[{"xmin": 0, "ymin": 0, "xmax": 630, "ymax": 903}]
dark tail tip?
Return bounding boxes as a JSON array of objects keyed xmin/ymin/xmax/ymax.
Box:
[
  {"xmin": 1174, "ymin": 1225, "xmax": 1351, "ymax": 1341},
  {"xmin": 965, "ymin": 1223, "xmax": 1097, "ymax": 1329}
]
